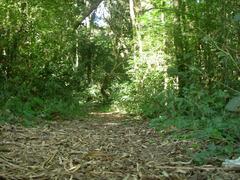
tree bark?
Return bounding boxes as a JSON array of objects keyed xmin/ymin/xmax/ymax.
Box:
[{"xmin": 129, "ymin": 0, "xmax": 142, "ymax": 69}]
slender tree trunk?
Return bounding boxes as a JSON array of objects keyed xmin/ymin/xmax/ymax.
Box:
[
  {"xmin": 173, "ymin": 0, "xmax": 185, "ymax": 96},
  {"xmin": 129, "ymin": 0, "xmax": 142, "ymax": 69}
]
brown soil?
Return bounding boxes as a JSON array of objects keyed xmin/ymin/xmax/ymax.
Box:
[{"xmin": 0, "ymin": 112, "xmax": 239, "ymax": 179}]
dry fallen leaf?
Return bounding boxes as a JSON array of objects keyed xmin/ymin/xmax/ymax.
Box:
[{"xmin": 0, "ymin": 113, "xmax": 239, "ymax": 179}]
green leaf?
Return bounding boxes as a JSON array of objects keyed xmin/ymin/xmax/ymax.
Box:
[
  {"xmin": 225, "ymin": 96, "xmax": 240, "ymax": 112},
  {"xmin": 233, "ymin": 13, "xmax": 240, "ymax": 22}
]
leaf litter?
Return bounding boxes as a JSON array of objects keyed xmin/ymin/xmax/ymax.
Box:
[{"xmin": 0, "ymin": 112, "xmax": 239, "ymax": 179}]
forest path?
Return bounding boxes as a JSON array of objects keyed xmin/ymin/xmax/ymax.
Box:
[{"xmin": 0, "ymin": 112, "xmax": 239, "ymax": 179}]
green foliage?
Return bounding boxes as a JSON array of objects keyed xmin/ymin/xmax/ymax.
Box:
[
  {"xmin": 0, "ymin": 94, "xmax": 84, "ymax": 126},
  {"xmin": 116, "ymin": 68, "xmax": 228, "ymax": 118},
  {"xmin": 0, "ymin": 0, "xmax": 131, "ymax": 124},
  {"xmin": 225, "ymin": 96, "xmax": 240, "ymax": 112},
  {"xmin": 113, "ymin": 69, "xmax": 165, "ymax": 116},
  {"xmin": 150, "ymin": 115, "xmax": 240, "ymax": 165},
  {"xmin": 111, "ymin": 0, "xmax": 240, "ymax": 165}
]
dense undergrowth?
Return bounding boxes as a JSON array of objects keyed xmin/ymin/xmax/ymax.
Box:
[
  {"xmin": 0, "ymin": 76, "xmax": 95, "ymax": 126},
  {"xmin": 111, "ymin": 68, "xmax": 240, "ymax": 165},
  {"xmin": 151, "ymin": 115, "xmax": 240, "ymax": 165},
  {"xmin": 0, "ymin": 93, "xmax": 85, "ymax": 127}
]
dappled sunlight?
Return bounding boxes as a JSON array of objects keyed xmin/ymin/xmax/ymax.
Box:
[{"xmin": 89, "ymin": 111, "xmax": 130, "ymax": 122}]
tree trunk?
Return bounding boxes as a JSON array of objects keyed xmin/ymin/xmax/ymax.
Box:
[
  {"xmin": 129, "ymin": 0, "xmax": 142, "ymax": 69},
  {"xmin": 173, "ymin": 0, "xmax": 187, "ymax": 96}
]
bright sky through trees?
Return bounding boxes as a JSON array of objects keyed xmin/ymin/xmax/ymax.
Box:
[{"xmin": 82, "ymin": 1, "xmax": 109, "ymax": 27}]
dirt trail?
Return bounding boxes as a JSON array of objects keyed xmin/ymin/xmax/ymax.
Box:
[{"xmin": 0, "ymin": 112, "xmax": 239, "ymax": 179}]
